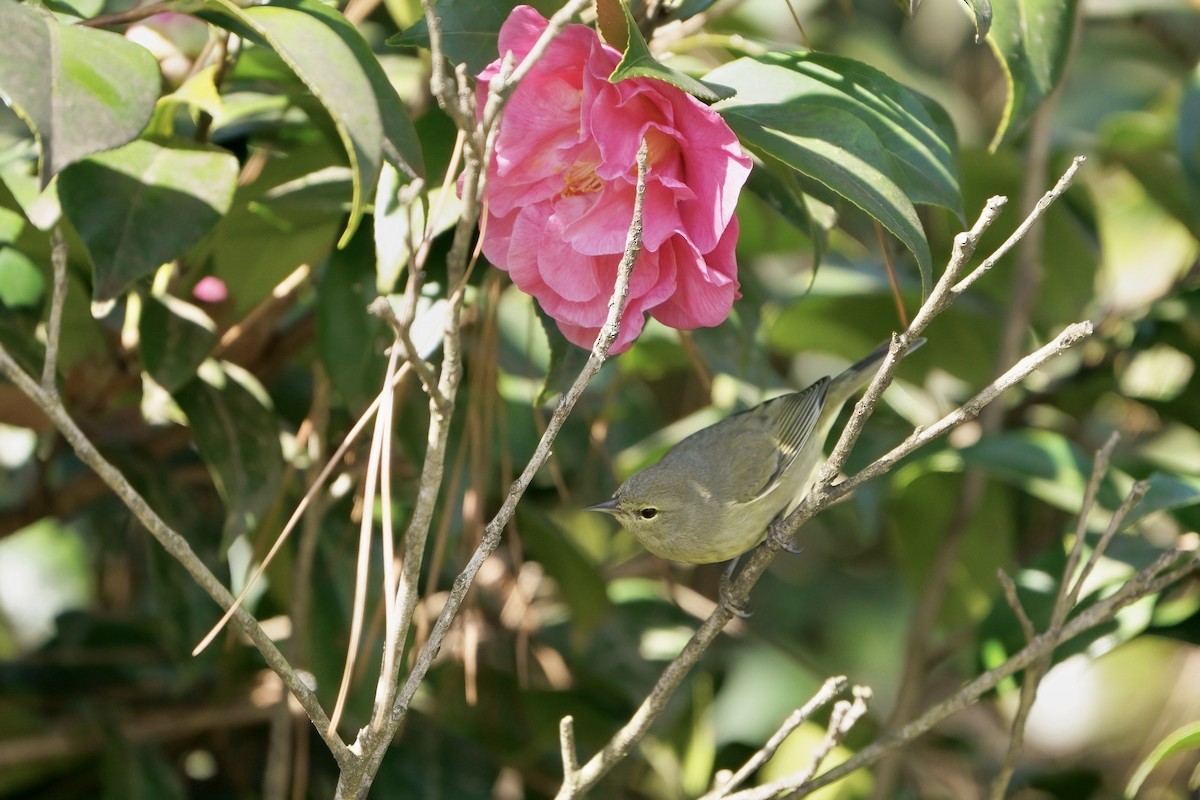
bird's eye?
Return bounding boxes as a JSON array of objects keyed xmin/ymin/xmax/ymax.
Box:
[{"xmin": 640, "ymin": 507, "xmax": 658, "ymax": 520}]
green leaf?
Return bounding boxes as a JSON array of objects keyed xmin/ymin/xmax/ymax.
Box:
[
  {"xmin": 609, "ymin": 0, "xmax": 733, "ymax": 102},
  {"xmin": 743, "ymin": 160, "xmax": 826, "ymax": 272},
  {"xmin": 1125, "ymin": 472, "xmax": 1200, "ymax": 527},
  {"xmin": 708, "ymin": 53, "xmax": 962, "ymax": 295},
  {"xmin": 200, "ymin": 0, "xmax": 419, "ymax": 247},
  {"xmin": 518, "ymin": 507, "xmax": 612, "ymax": 639},
  {"xmin": 203, "ymin": 144, "xmax": 347, "ymax": 317},
  {"xmin": 535, "ymin": 302, "xmax": 590, "ymax": 405},
  {"xmin": 139, "ymin": 295, "xmax": 218, "ymax": 393},
  {"xmin": 949, "ymin": 0, "xmax": 993, "ymax": 40},
  {"xmin": 175, "ymin": 362, "xmax": 285, "ymax": 543},
  {"xmin": 272, "ymin": 0, "xmax": 423, "ymax": 180},
  {"xmin": 896, "ymin": 0, "xmax": 991, "ymax": 37},
  {"xmin": 58, "ymin": 139, "xmax": 239, "ymax": 302},
  {"xmin": 595, "ymin": 0, "xmax": 629, "ymax": 49},
  {"xmin": 388, "ymin": 0, "xmax": 523, "ymax": 75},
  {"xmin": 1179, "ymin": 64, "xmax": 1200, "ymax": 222},
  {"xmin": 985, "ymin": 0, "xmax": 1079, "ymax": 149},
  {"xmin": 0, "ymin": 1, "xmax": 159, "ymax": 188},
  {"xmin": 0, "ymin": 247, "xmax": 44, "ymax": 308},
  {"xmin": 316, "ymin": 228, "xmax": 388, "ymax": 410},
  {"xmin": 1126, "ymin": 721, "xmax": 1200, "ymax": 797}
]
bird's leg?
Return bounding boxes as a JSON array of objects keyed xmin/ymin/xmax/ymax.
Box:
[
  {"xmin": 768, "ymin": 511, "xmax": 803, "ymax": 554},
  {"xmin": 719, "ymin": 556, "xmax": 752, "ymax": 619}
]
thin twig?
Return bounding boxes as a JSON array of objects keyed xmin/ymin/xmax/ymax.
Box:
[
  {"xmin": 192, "ymin": 361, "xmax": 414, "ymax": 656},
  {"xmin": 704, "ymin": 676, "xmax": 848, "ymax": 799},
  {"xmin": 727, "ymin": 688, "xmax": 872, "ymax": 800},
  {"xmin": 1059, "ymin": 431, "xmax": 1121, "ymax": 613},
  {"xmin": 368, "ymin": 295, "xmax": 449, "ymax": 414},
  {"xmin": 1068, "ymin": 479, "xmax": 1150, "ymax": 610},
  {"xmin": 0, "ymin": 346, "xmax": 352, "ymax": 767},
  {"xmin": 997, "ymin": 570, "xmax": 1036, "ymax": 644},
  {"xmin": 789, "ymin": 548, "xmax": 1197, "ymax": 798},
  {"xmin": 951, "ymin": 156, "xmax": 1086, "ymax": 299},
  {"xmin": 561, "ymin": 163, "xmax": 1092, "ymax": 796},
  {"xmin": 989, "ymin": 470, "xmax": 1150, "ymax": 800},
  {"xmin": 41, "ymin": 227, "xmax": 68, "ymax": 395},
  {"xmin": 560, "ymin": 716, "xmax": 579, "ymax": 779},
  {"xmin": 339, "ymin": 139, "xmax": 652, "ymax": 800}
]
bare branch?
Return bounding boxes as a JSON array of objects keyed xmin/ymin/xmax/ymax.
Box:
[
  {"xmin": 560, "ymin": 716, "xmax": 579, "ymax": 780},
  {"xmin": 560, "ymin": 157, "xmax": 1094, "ymax": 796},
  {"xmin": 41, "ymin": 226, "xmax": 68, "ymax": 395},
  {"xmin": 990, "ymin": 457, "xmax": 1148, "ymax": 800},
  {"xmin": 952, "ymin": 156, "xmax": 1086, "ymax": 299},
  {"xmin": 339, "ymin": 139, "xmax": 652, "ymax": 800},
  {"xmin": 704, "ymin": 676, "xmax": 848, "ymax": 799},
  {"xmin": 726, "ymin": 687, "xmax": 872, "ymax": 800},
  {"xmin": 0, "ymin": 346, "xmax": 352, "ymax": 767},
  {"xmin": 997, "ymin": 570, "xmax": 1036, "ymax": 644},
  {"xmin": 368, "ymin": 297, "xmax": 448, "ymax": 413},
  {"xmin": 793, "ymin": 548, "xmax": 1197, "ymax": 798}
]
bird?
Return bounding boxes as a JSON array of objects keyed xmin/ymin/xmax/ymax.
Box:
[{"xmin": 588, "ymin": 338, "xmax": 923, "ymax": 564}]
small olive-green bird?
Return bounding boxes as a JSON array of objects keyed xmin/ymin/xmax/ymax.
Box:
[{"xmin": 588, "ymin": 338, "xmax": 923, "ymax": 564}]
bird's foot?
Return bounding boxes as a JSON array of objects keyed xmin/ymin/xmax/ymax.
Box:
[
  {"xmin": 768, "ymin": 516, "xmax": 803, "ymax": 555},
  {"xmin": 719, "ymin": 558, "xmax": 753, "ymax": 619}
]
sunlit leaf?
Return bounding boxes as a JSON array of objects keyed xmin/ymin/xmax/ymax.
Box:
[
  {"xmin": 174, "ymin": 362, "xmax": 285, "ymax": 543},
  {"xmin": 609, "ymin": 0, "xmax": 733, "ymax": 102},
  {"xmin": 0, "ymin": 247, "xmax": 43, "ymax": 308},
  {"xmin": 1126, "ymin": 721, "xmax": 1200, "ymax": 797},
  {"xmin": 58, "ymin": 139, "xmax": 239, "ymax": 302},
  {"xmin": 709, "ymin": 53, "xmax": 962, "ymax": 295},
  {"xmin": 200, "ymin": 0, "xmax": 422, "ymax": 247},
  {"xmin": 985, "ymin": 0, "xmax": 1078, "ymax": 148},
  {"xmin": 1179, "ymin": 64, "xmax": 1200, "ymax": 222},
  {"xmin": 595, "ymin": 0, "xmax": 629, "ymax": 49},
  {"xmin": 388, "ymin": 0, "xmax": 524, "ymax": 74},
  {"xmin": 140, "ymin": 295, "xmax": 218, "ymax": 394},
  {"xmin": 0, "ymin": 1, "xmax": 159, "ymax": 187}
]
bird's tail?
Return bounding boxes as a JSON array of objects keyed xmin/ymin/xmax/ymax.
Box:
[{"xmin": 826, "ymin": 336, "xmax": 925, "ymax": 411}]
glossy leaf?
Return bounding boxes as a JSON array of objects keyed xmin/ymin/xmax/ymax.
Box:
[
  {"xmin": 609, "ymin": 0, "xmax": 733, "ymax": 102},
  {"xmin": 139, "ymin": 295, "xmax": 218, "ymax": 394},
  {"xmin": 966, "ymin": 0, "xmax": 994, "ymax": 39},
  {"xmin": 0, "ymin": 1, "xmax": 159, "ymax": 187},
  {"xmin": 0, "ymin": 247, "xmax": 44, "ymax": 308},
  {"xmin": 1126, "ymin": 721, "xmax": 1200, "ymax": 797},
  {"xmin": 708, "ymin": 52, "xmax": 962, "ymax": 294},
  {"xmin": 388, "ymin": 0, "xmax": 525, "ymax": 75},
  {"xmin": 58, "ymin": 139, "xmax": 238, "ymax": 302},
  {"xmin": 1180, "ymin": 64, "xmax": 1200, "ymax": 220},
  {"xmin": 985, "ymin": 0, "xmax": 1078, "ymax": 148},
  {"xmin": 1125, "ymin": 472, "xmax": 1200, "ymax": 527},
  {"xmin": 174, "ymin": 362, "xmax": 285, "ymax": 543},
  {"xmin": 200, "ymin": 0, "xmax": 406, "ymax": 247},
  {"xmin": 595, "ymin": 0, "xmax": 629, "ymax": 49},
  {"xmin": 273, "ymin": 0, "xmax": 423, "ymax": 180},
  {"xmin": 317, "ymin": 228, "xmax": 388, "ymax": 410},
  {"xmin": 204, "ymin": 148, "xmax": 347, "ymax": 316}
]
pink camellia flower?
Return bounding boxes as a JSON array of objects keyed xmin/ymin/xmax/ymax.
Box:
[{"xmin": 476, "ymin": 5, "xmax": 751, "ymax": 353}]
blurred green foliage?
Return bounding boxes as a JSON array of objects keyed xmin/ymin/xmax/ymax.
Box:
[{"xmin": 1, "ymin": 0, "xmax": 1199, "ymax": 798}]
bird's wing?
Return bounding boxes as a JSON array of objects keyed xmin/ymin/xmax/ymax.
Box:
[{"xmin": 759, "ymin": 377, "xmax": 830, "ymax": 492}]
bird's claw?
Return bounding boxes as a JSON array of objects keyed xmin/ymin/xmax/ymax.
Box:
[
  {"xmin": 719, "ymin": 571, "xmax": 753, "ymax": 619},
  {"xmin": 768, "ymin": 520, "xmax": 804, "ymax": 555}
]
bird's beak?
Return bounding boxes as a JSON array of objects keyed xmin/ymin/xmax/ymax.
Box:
[{"xmin": 586, "ymin": 497, "xmax": 619, "ymax": 514}]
